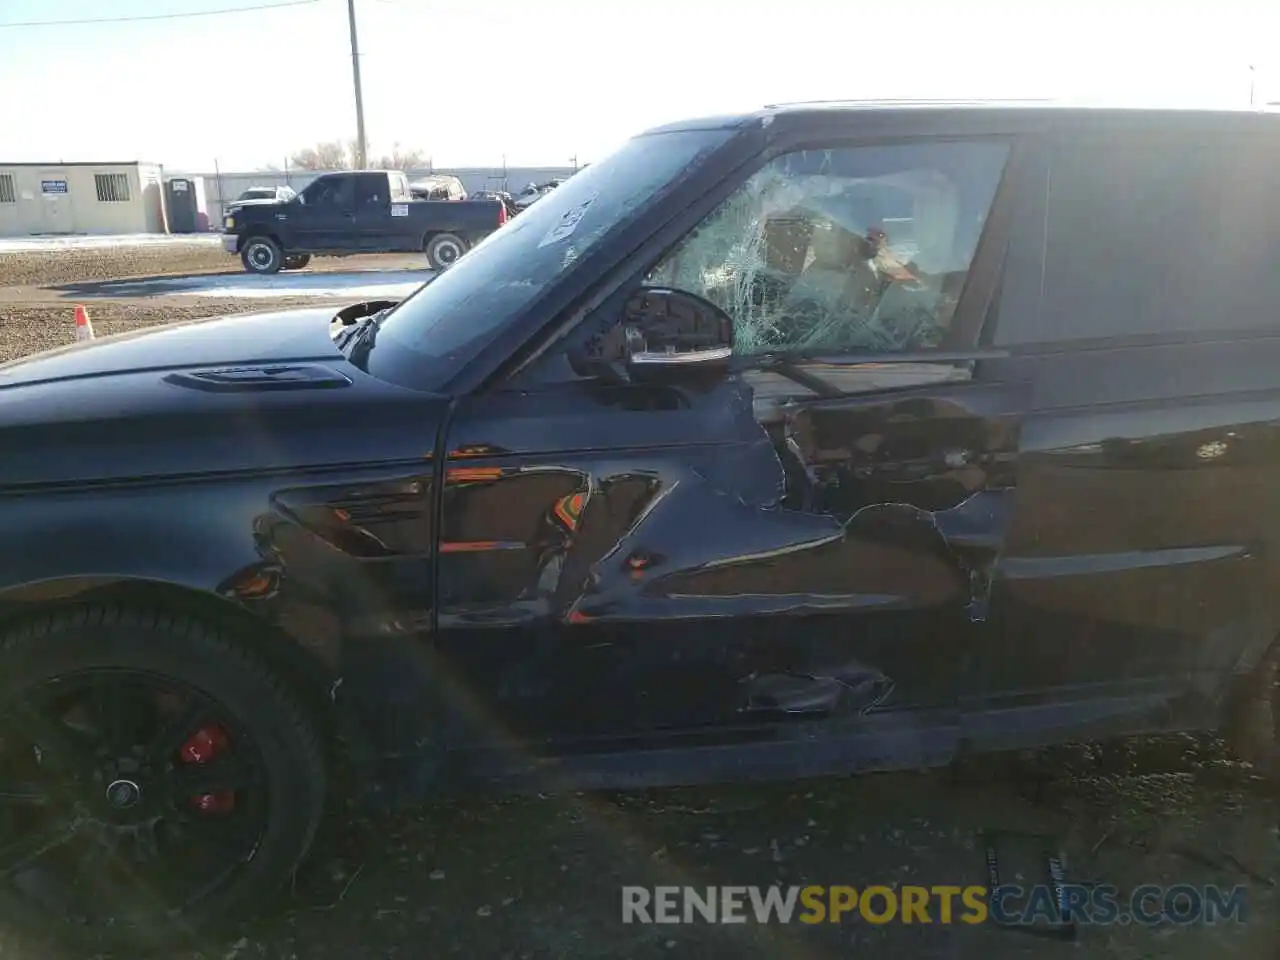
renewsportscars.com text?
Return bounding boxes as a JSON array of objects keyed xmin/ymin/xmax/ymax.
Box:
[{"xmin": 622, "ymin": 884, "xmax": 1249, "ymax": 927}]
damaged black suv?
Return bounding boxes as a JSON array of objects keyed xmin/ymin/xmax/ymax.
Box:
[{"xmin": 2, "ymin": 102, "xmax": 1280, "ymax": 945}]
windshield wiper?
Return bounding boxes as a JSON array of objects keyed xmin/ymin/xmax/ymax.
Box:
[
  {"xmin": 333, "ymin": 314, "xmax": 376, "ymax": 351},
  {"xmin": 333, "ymin": 299, "xmax": 399, "ymax": 352}
]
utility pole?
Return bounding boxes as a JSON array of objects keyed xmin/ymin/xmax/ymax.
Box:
[
  {"xmin": 1249, "ymin": 65, "xmax": 1257, "ymax": 107},
  {"xmin": 347, "ymin": 0, "xmax": 368, "ymax": 169}
]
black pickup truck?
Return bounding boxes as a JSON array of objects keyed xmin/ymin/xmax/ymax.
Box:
[{"xmin": 221, "ymin": 169, "xmax": 508, "ymax": 273}]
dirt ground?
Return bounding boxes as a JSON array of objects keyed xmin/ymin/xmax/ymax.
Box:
[
  {"xmin": 1, "ymin": 241, "xmax": 1278, "ymax": 959},
  {"xmin": 0, "ymin": 241, "xmax": 422, "ymax": 360}
]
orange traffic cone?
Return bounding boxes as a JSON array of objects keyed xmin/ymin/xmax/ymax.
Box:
[{"xmin": 74, "ymin": 304, "xmax": 94, "ymax": 342}]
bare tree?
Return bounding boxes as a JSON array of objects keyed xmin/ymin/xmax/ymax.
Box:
[
  {"xmin": 287, "ymin": 140, "xmax": 430, "ymax": 172},
  {"xmin": 371, "ymin": 144, "xmax": 429, "ymax": 171},
  {"xmin": 289, "ymin": 140, "xmax": 353, "ymax": 171}
]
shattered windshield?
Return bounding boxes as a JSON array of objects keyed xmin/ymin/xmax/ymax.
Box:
[
  {"xmin": 647, "ymin": 141, "xmax": 1009, "ymax": 355},
  {"xmin": 363, "ymin": 127, "xmax": 736, "ymax": 388}
]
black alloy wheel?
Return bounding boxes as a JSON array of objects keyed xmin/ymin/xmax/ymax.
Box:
[{"xmin": 0, "ymin": 607, "xmax": 326, "ymax": 948}]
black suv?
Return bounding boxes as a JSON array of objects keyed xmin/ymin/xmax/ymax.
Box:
[{"xmin": 2, "ymin": 102, "xmax": 1279, "ymax": 945}]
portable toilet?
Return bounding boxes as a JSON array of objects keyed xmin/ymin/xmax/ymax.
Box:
[{"xmin": 165, "ymin": 176, "xmax": 209, "ymax": 233}]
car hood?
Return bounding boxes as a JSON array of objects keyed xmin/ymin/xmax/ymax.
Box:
[
  {"xmin": 227, "ymin": 199, "xmax": 289, "ymax": 215},
  {"xmin": 0, "ymin": 307, "xmax": 448, "ymax": 488}
]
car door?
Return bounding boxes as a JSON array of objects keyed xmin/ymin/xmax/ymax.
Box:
[
  {"xmin": 978, "ymin": 125, "xmax": 1280, "ymax": 716},
  {"xmin": 295, "ymin": 176, "xmax": 356, "ymax": 251},
  {"xmin": 434, "ymin": 132, "xmax": 1031, "ymax": 745},
  {"xmin": 389, "ymin": 172, "xmax": 426, "ymax": 252},
  {"xmin": 353, "ymin": 173, "xmax": 392, "ymax": 251}
]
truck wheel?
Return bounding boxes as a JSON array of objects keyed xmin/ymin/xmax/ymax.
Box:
[
  {"xmin": 241, "ymin": 237, "xmax": 283, "ymax": 274},
  {"xmin": 425, "ymin": 233, "xmax": 468, "ymax": 271},
  {"xmin": 0, "ymin": 605, "xmax": 326, "ymax": 949},
  {"xmin": 282, "ymin": 254, "xmax": 311, "ymax": 271}
]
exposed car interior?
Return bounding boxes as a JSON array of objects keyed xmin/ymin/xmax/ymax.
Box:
[{"xmin": 642, "ymin": 153, "xmax": 994, "ymax": 512}]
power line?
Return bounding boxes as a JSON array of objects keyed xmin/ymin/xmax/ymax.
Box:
[{"xmin": 0, "ymin": 0, "xmax": 319, "ymax": 29}]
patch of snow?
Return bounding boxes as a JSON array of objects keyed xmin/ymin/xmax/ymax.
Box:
[
  {"xmin": 0, "ymin": 233, "xmax": 223, "ymax": 252},
  {"xmin": 88, "ymin": 269, "xmax": 434, "ymax": 301}
]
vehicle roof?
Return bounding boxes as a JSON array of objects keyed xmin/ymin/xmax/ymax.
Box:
[
  {"xmin": 640, "ymin": 100, "xmax": 1280, "ymax": 137},
  {"xmin": 313, "ymin": 169, "xmax": 408, "ymax": 177}
]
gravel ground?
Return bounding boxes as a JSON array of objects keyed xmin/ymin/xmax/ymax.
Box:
[
  {"xmin": 0, "ymin": 239, "xmax": 425, "ymax": 360},
  {"xmin": 0, "ymin": 238, "xmax": 232, "ymax": 288},
  {"xmin": 1, "ymin": 240, "xmax": 1278, "ymax": 960}
]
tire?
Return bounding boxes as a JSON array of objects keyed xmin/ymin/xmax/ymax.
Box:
[
  {"xmin": 241, "ymin": 236, "xmax": 283, "ymax": 274},
  {"xmin": 282, "ymin": 254, "xmax": 311, "ymax": 271},
  {"xmin": 0, "ymin": 605, "xmax": 326, "ymax": 949},
  {"xmin": 425, "ymin": 232, "xmax": 468, "ymax": 271}
]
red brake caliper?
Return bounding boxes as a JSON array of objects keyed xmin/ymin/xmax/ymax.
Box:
[{"xmin": 178, "ymin": 724, "xmax": 236, "ymax": 813}]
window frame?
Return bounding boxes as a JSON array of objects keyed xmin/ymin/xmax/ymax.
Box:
[
  {"xmin": 0, "ymin": 174, "xmax": 15, "ymax": 204},
  {"xmin": 355, "ymin": 174, "xmax": 385, "ymax": 207},
  {"xmin": 307, "ymin": 175, "xmax": 355, "ymax": 209},
  {"xmin": 506, "ymin": 129, "xmax": 1029, "ymax": 395},
  {"xmin": 642, "ymin": 138, "xmax": 1022, "ymax": 363},
  {"xmin": 94, "ymin": 172, "xmax": 131, "ymax": 203}
]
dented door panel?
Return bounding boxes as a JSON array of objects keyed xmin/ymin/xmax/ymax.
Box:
[{"xmin": 435, "ymin": 362, "xmax": 1027, "ymax": 741}]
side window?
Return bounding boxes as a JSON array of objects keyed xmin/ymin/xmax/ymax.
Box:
[
  {"xmin": 1022, "ymin": 132, "xmax": 1280, "ymax": 344},
  {"xmin": 310, "ymin": 178, "xmax": 354, "ymax": 208},
  {"xmin": 645, "ymin": 141, "xmax": 1009, "ymax": 355},
  {"xmin": 305, "ymin": 179, "xmax": 332, "ymax": 206},
  {"xmin": 355, "ymin": 176, "xmax": 383, "ymax": 206}
]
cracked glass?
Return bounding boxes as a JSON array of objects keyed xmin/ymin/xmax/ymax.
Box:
[{"xmin": 646, "ymin": 141, "xmax": 1009, "ymax": 356}]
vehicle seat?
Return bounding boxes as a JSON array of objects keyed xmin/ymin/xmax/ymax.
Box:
[{"xmin": 780, "ymin": 225, "xmax": 881, "ymax": 348}]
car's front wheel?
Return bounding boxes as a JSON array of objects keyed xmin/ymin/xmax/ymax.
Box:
[
  {"xmin": 425, "ymin": 232, "xmax": 467, "ymax": 271},
  {"xmin": 0, "ymin": 605, "xmax": 326, "ymax": 949},
  {"xmin": 241, "ymin": 237, "xmax": 283, "ymax": 274}
]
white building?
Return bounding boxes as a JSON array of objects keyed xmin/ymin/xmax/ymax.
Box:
[{"xmin": 0, "ymin": 161, "xmax": 168, "ymax": 237}]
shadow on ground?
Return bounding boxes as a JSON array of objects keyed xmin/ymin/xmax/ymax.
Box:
[
  {"xmin": 7, "ymin": 735, "xmax": 1278, "ymax": 960},
  {"xmin": 49, "ymin": 271, "xmax": 242, "ymax": 297}
]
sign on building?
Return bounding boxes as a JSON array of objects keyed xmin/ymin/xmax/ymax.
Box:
[{"xmin": 41, "ymin": 180, "xmax": 68, "ymax": 195}]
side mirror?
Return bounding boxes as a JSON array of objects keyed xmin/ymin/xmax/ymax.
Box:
[{"xmin": 621, "ymin": 287, "xmax": 734, "ymax": 373}]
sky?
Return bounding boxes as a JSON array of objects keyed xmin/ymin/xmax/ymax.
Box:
[{"xmin": 0, "ymin": 0, "xmax": 1276, "ymax": 172}]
